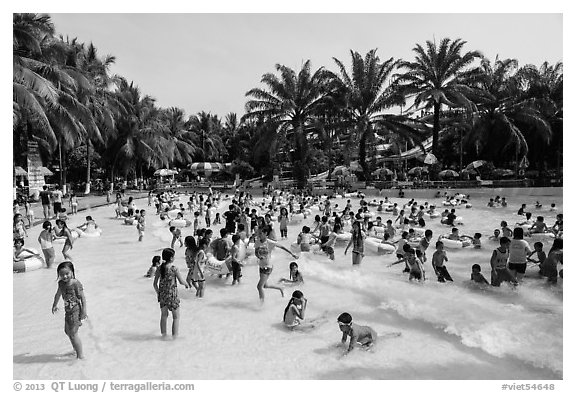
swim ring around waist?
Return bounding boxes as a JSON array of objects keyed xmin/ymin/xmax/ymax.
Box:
[
  {"xmin": 14, "ymin": 248, "xmax": 43, "ymax": 273},
  {"xmin": 364, "ymin": 237, "xmax": 396, "ymax": 255}
]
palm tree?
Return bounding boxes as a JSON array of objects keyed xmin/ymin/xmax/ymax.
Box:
[
  {"xmin": 395, "ymin": 38, "xmax": 484, "ymax": 159},
  {"xmin": 105, "ymin": 79, "xmax": 171, "ymax": 184},
  {"xmin": 243, "ymin": 60, "xmax": 330, "ymax": 187},
  {"xmin": 329, "ymin": 49, "xmax": 426, "ymax": 179},
  {"xmin": 162, "ymin": 107, "xmax": 199, "ymax": 167},
  {"xmin": 186, "ymin": 111, "xmax": 226, "ymax": 162},
  {"xmin": 464, "ymin": 57, "xmax": 552, "ymax": 170}
]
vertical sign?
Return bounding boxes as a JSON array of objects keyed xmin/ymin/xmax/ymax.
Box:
[{"xmin": 26, "ymin": 141, "xmax": 45, "ymax": 192}]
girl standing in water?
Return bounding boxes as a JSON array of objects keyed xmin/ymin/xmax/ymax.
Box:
[
  {"xmin": 153, "ymin": 248, "xmax": 189, "ymax": 339},
  {"xmin": 345, "ymin": 220, "xmax": 365, "ymax": 265},
  {"xmin": 52, "ymin": 261, "xmax": 87, "ymax": 359},
  {"xmin": 255, "ymin": 226, "xmax": 298, "ymax": 303}
]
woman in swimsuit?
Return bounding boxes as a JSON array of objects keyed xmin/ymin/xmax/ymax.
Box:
[
  {"xmin": 255, "ymin": 226, "xmax": 298, "ymax": 303},
  {"xmin": 345, "ymin": 220, "xmax": 365, "ymax": 265}
]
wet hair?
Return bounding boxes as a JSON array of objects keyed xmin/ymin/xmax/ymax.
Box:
[
  {"xmin": 42, "ymin": 221, "xmax": 52, "ymax": 229},
  {"xmin": 472, "ymin": 264, "xmax": 481, "ymax": 272},
  {"xmin": 500, "ymin": 237, "xmax": 511, "ymax": 245},
  {"xmin": 513, "ymin": 227, "xmax": 524, "ymax": 239},
  {"xmin": 169, "ymin": 226, "xmax": 176, "ymax": 232},
  {"xmin": 55, "ymin": 219, "xmax": 68, "ymax": 229},
  {"xmin": 474, "ymin": 233, "xmax": 482, "ymax": 239},
  {"xmin": 283, "ymin": 290, "xmax": 304, "ymax": 321},
  {"xmin": 451, "ymin": 227, "xmax": 458, "ymax": 233},
  {"xmin": 403, "ymin": 244, "xmax": 412, "ymax": 253},
  {"xmin": 436, "ymin": 241, "xmax": 444, "ymax": 248},
  {"xmin": 184, "ymin": 236, "xmax": 197, "ymax": 250},
  {"xmin": 220, "ymin": 228, "xmax": 228, "ymax": 237},
  {"xmin": 500, "ymin": 221, "xmax": 508, "ymax": 227},
  {"xmin": 337, "ymin": 312, "xmax": 352, "ymax": 324},
  {"xmin": 418, "ymin": 218, "xmax": 426, "ymax": 227},
  {"xmin": 232, "ymin": 234, "xmax": 240, "ymax": 244},
  {"xmin": 525, "ymin": 212, "xmax": 532, "ymax": 220},
  {"xmin": 383, "ymin": 233, "xmax": 390, "ymax": 241},
  {"xmin": 198, "ymin": 238, "xmax": 210, "ymax": 249},
  {"xmin": 549, "ymin": 238, "xmax": 562, "ymax": 253},
  {"xmin": 56, "ymin": 261, "xmax": 75, "ymax": 279},
  {"xmin": 161, "ymin": 248, "xmax": 175, "ymax": 263},
  {"xmin": 333, "ymin": 223, "xmax": 342, "ymax": 233},
  {"xmin": 86, "ymin": 216, "xmax": 93, "ymax": 221},
  {"xmin": 425, "ymin": 229, "xmax": 433, "ymax": 238},
  {"xmin": 289, "ymin": 262, "xmax": 299, "ymax": 270},
  {"xmin": 151, "ymin": 255, "xmax": 161, "ymax": 266},
  {"xmin": 533, "ymin": 241, "xmax": 544, "ymax": 250}
]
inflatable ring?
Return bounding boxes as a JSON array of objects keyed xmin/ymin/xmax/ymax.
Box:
[
  {"xmin": 205, "ymin": 256, "xmax": 230, "ymax": 275},
  {"xmin": 438, "ymin": 235, "xmax": 471, "ymax": 249},
  {"xmin": 290, "ymin": 213, "xmax": 305, "ymax": 223},
  {"xmin": 530, "ymin": 232, "xmax": 555, "ymax": 239},
  {"xmin": 364, "ymin": 238, "xmax": 396, "ymax": 255},
  {"xmin": 373, "ymin": 226, "xmax": 386, "ymax": 234},
  {"xmin": 14, "ymin": 248, "xmax": 43, "ymax": 272},
  {"xmin": 54, "ymin": 231, "xmax": 79, "ymax": 242},
  {"xmin": 335, "ymin": 232, "xmax": 352, "ymax": 242},
  {"xmin": 465, "ymin": 203, "xmax": 473, "ymax": 209},
  {"xmin": 79, "ymin": 228, "xmax": 102, "ymax": 238},
  {"xmin": 124, "ymin": 217, "xmax": 138, "ymax": 225},
  {"xmin": 169, "ymin": 219, "xmax": 191, "ymax": 228}
]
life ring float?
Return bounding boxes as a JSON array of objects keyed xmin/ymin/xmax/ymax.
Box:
[
  {"xmin": 368, "ymin": 200, "xmax": 379, "ymax": 207},
  {"xmin": 362, "ymin": 212, "xmax": 374, "ymax": 218},
  {"xmin": 53, "ymin": 231, "xmax": 80, "ymax": 242},
  {"xmin": 373, "ymin": 226, "xmax": 386, "ymax": 234},
  {"xmin": 290, "ymin": 213, "xmax": 305, "ymax": 223},
  {"xmin": 465, "ymin": 203, "xmax": 473, "ymax": 209},
  {"xmin": 425, "ymin": 212, "xmax": 440, "ymax": 218},
  {"xmin": 438, "ymin": 235, "xmax": 471, "ymax": 249},
  {"xmin": 124, "ymin": 217, "xmax": 138, "ymax": 225},
  {"xmin": 335, "ymin": 232, "xmax": 352, "ymax": 242},
  {"xmin": 13, "ymin": 248, "xmax": 44, "ymax": 272},
  {"xmin": 344, "ymin": 193, "xmax": 357, "ymax": 198},
  {"xmin": 169, "ymin": 219, "xmax": 191, "ymax": 228},
  {"xmin": 79, "ymin": 228, "xmax": 103, "ymax": 238},
  {"xmin": 333, "ymin": 194, "xmax": 343, "ymax": 199},
  {"xmin": 205, "ymin": 255, "xmax": 230, "ymax": 275},
  {"xmin": 166, "ymin": 209, "xmax": 181, "ymax": 219},
  {"xmin": 530, "ymin": 232, "xmax": 556, "ymax": 239},
  {"xmin": 364, "ymin": 238, "xmax": 396, "ymax": 255}
]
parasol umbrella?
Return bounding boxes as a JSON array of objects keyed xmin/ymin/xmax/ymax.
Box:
[
  {"xmin": 466, "ymin": 160, "xmax": 487, "ymax": 170},
  {"xmin": 154, "ymin": 168, "xmax": 178, "ymax": 176},
  {"xmin": 423, "ymin": 153, "xmax": 438, "ymax": 165},
  {"xmin": 460, "ymin": 168, "xmax": 477, "ymax": 175},
  {"xmin": 407, "ymin": 166, "xmax": 429, "ymax": 175},
  {"xmin": 331, "ymin": 165, "xmax": 351, "ymax": 177},
  {"xmin": 438, "ymin": 169, "xmax": 459, "ymax": 178},
  {"xmin": 189, "ymin": 162, "xmax": 224, "ymax": 174},
  {"xmin": 372, "ymin": 167, "xmax": 393, "ymax": 177},
  {"xmin": 14, "ymin": 166, "xmax": 27, "ymax": 176}
]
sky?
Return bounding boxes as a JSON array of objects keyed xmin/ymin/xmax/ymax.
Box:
[{"xmin": 47, "ymin": 13, "xmax": 563, "ymax": 120}]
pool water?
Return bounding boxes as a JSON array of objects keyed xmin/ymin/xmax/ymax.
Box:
[{"xmin": 13, "ymin": 194, "xmax": 562, "ymax": 379}]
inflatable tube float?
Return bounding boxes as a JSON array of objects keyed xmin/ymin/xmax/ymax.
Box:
[
  {"xmin": 290, "ymin": 213, "xmax": 305, "ymax": 224},
  {"xmin": 13, "ymin": 248, "xmax": 44, "ymax": 273},
  {"xmin": 438, "ymin": 235, "xmax": 471, "ymax": 249},
  {"xmin": 364, "ymin": 238, "xmax": 396, "ymax": 255},
  {"xmin": 343, "ymin": 193, "xmax": 357, "ymax": 198},
  {"xmin": 373, "ymin": 226, "xmax": 386, "ymax": 234},
  {"xmin": 169, "ymin": 219, "xmax": 192, "ymax": 228},
  {"xmin": 79, "ymin": 228, "xmax": 103, "ymax": 238},
  {"xmin": 425, "ymin": 212, "xmax": 440, "ymax": 218},
  {"xmin": 124, "ymin": 217, "xmax": 138, "ymax": 225},
  {"xmin": 530, "ymin": 232, "xmax": 556, "ymax": 239},
  {"xmin": 368, "ymin": 200, "xmax": 379, "ymax": 207},
  {"xmin": 362, "ymin": 212, "xmax": 374, "ymax": 218},
  {"xmin": 205, "ymin": 256, "xmax": 230, "ymax": 275},
  {"xmin": 465, "ymin": 203, "xmax": 473, "ymax": 209},
  {"xmin": 54, "ymin": 231, "xmax": 80, "ymax": 242},
  {"xmin": 335, "ymin": 232, "xmax": 352, "ymax": 243}
]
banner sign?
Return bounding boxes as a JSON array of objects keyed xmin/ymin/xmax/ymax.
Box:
[{"xmin": 26, "ymin": 141, "xmax": 45, "ymax": 190}]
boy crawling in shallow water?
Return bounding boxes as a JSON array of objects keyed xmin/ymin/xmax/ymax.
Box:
[{"xmin": 337, "ymin": 312, "xmax": 377, "ymax": 353}]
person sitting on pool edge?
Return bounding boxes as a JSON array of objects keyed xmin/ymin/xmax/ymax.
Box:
[{"xmin": 337, "ymin": 312, "xmax": 377, "ymax": 353}]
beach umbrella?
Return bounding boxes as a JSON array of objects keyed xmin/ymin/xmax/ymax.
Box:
[
  {"xmin": 189, "ymin": 162, "xmax": 224, "ymax": 174},
  {"xmin": 153, "ymin": 168, "xmax": 178, "ymax": 176},
  {"xmin": 407, "ymin": 166, "xmax": 429, "ymax": 175},
  {"xmin": 466, "ymin": 160, "xmax": 487, "ymax": 170},
  {"xmin": 372, "ymin": 167, "xmax": 393, "ymax": 177},
  {"xmin": 423, "ymin": 153, "xmax": 438, "ymax": 165},
  {"xmin": 438, "ymin": 169, "xmax": 459, "ymax": 178},
  {"xmin": 331, "ymin": 165, "xmax": 350, "ymax": 177},
  {"xmin": 14, "ymin": 166, "xmax": 27, "ymax": 176},
  {"xmin": 460, "ymin": 168, "xmax": 477, "ymax": 175}
]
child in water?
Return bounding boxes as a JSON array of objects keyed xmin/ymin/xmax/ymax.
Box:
[
  {"xmin": 169, "ymin": 226, "xmax": 183, "ymax": 249},
  {"xmin": 527, "ymin": 242, "xmax": 547, "ymax": 272},
  {"xmin": 337, "ymin": 312, "xmax": 377, "ymax": 353},
  {"xmin": 470, "ymin": 264, "xmax": 489, "ymax": 285},
  {"xmin": 472, "ymin": 233, "xmax": 482, "ymax": 249},
  {"xmin": 52, "ymin": 261, "xmax": 87, "ymax": 359},
  {"xmin": 282, "ymin": 290, "xmax": 316, "ymax": 331},
  {"xmin": 432, "ymin": 241, "xmax": 452, "ymax": 282},
  {"xmin": 145, "ymin": 255, "xmax": 161, "ymax": 278},
  {"xmin": 153, "ymin": 248, "xmax": 189, "ymax": 339},
  {"xmin": 279, "ymin": 262, "xmax": 304, "ymax": 285}
]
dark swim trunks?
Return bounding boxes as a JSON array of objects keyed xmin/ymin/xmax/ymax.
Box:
[{"xmin": 259, "ymin": 267, "xmax": 273, "ymax": 275}]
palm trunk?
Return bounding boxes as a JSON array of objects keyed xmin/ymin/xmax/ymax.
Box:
[
  {"xmin": 432, "ymin": 102, "xmax": 441, "ymax": 158},
  {"xmin": 84, "ymin": 140, "xmax": 91, "ymax": 194}
]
